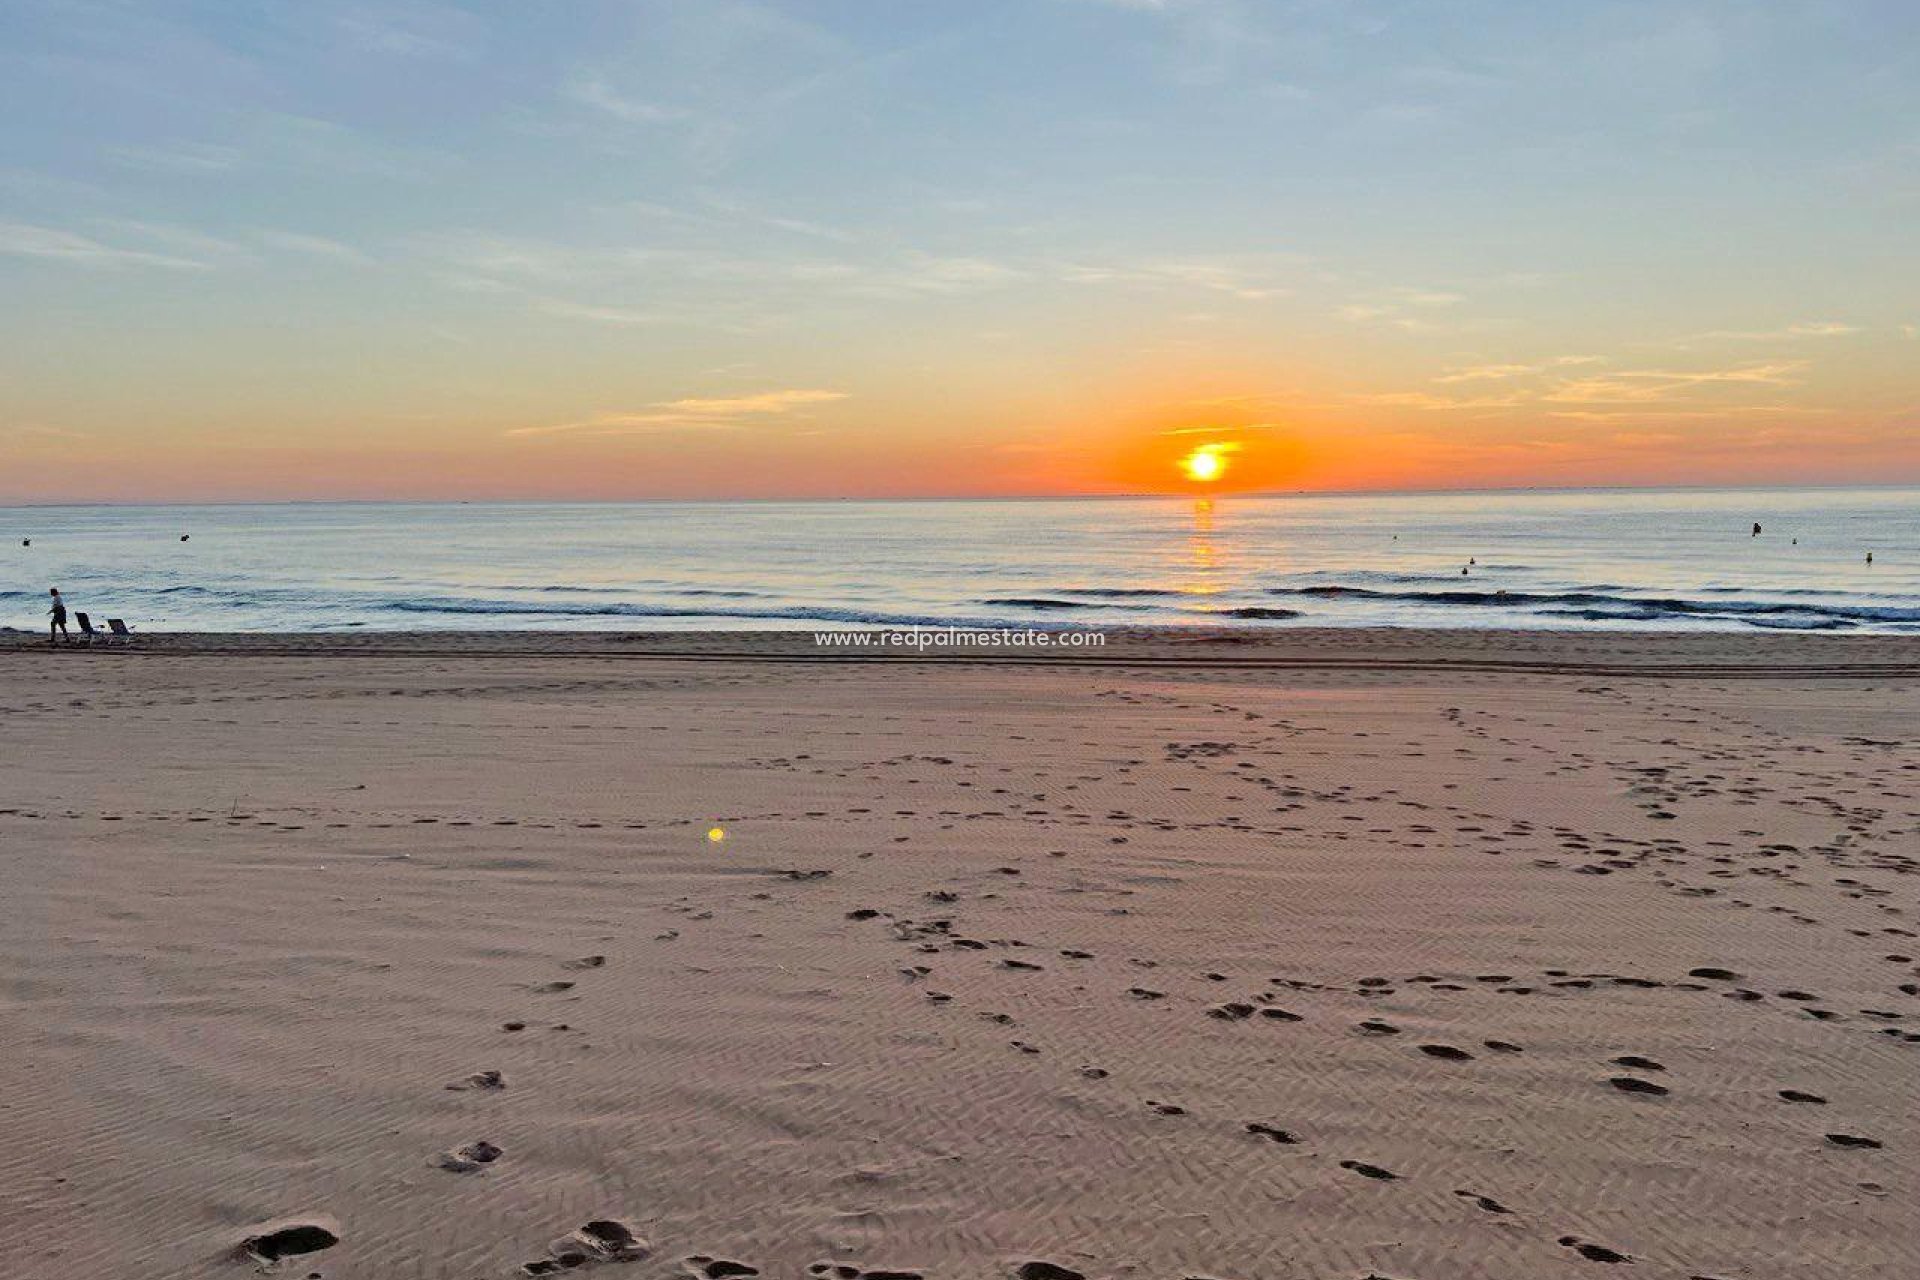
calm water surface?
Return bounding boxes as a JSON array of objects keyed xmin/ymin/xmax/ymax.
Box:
[{"xmin": 3, "ymin": 488, "xmax": 1915, "ymax": 633}]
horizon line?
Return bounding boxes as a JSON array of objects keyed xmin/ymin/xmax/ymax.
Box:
[{"xmin": 4, "ymin": 479, "xmax": 1920, "ymax": 510}]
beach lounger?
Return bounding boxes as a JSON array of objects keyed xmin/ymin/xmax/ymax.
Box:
[
  {"xmin": 106, "ymin": 618, "xmax": 136, "ymax": 646},
  {"xmin": 75, "ymin": 612, "xmax": 100, "ymax": 646}
]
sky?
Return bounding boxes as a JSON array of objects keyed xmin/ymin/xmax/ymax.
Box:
[{"xmin": 2, "ymin": 0, "xmax": 1917, "ymax": 502}]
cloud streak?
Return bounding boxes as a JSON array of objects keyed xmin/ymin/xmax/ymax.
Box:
[
  {"xmin": 1694, "ymin": 321, "xmax": 1859, "ymax": 342},
  {"xmin": 509, "ymin": 389, "xmax": 849, "ymax": 438},
  {"xmin": 0, "ymin": 222, "xmax": 211, "ymax": 269}
]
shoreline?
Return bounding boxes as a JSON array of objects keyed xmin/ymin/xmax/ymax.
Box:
[{"xmin": 6, "ymin": 626, "xmax": 1920, "ymax": 679}]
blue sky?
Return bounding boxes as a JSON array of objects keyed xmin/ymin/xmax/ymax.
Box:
[{"xmin": 3, "ymin": 0, "xmax": 1917, "ymax": 499}]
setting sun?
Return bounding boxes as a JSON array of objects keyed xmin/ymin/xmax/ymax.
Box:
[{"xmin": 1179, "ymin": 443, "xmax": 1235, "ymax": 484}]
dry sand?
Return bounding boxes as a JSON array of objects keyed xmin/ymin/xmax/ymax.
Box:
[{"xmin": 1, "ymin": 630, "xmax": 1915, "ymax": 1280}]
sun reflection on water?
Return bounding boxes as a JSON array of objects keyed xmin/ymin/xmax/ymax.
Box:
[{"xmin": 1181, "ymin": 497, "xmax": 1226, "ymax": 597}]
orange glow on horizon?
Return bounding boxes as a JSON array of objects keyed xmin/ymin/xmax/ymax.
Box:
[
  {"xmin": 1101, "ymin": 420, "xmax": 1306, "ymax": 495},
  {"xmin": 1178, "ymin": 442, "xmax": 1234, "ymax": 483}
]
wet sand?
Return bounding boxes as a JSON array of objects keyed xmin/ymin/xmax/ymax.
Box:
[{"xmin": 1, "ymin": 630, "xmax": 1915, "ymax": 1279}]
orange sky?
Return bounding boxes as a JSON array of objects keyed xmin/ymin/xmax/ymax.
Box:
[{"xmin": 4, "ymin": 2, "xmax": 1918, "ymax": 502}]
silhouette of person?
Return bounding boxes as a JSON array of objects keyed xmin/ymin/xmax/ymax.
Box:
[{"xmin": 48, "ymin": 587, "xmax": 69, "ymax": 645}]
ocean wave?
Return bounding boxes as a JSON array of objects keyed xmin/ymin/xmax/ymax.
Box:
[
  {"xmin": 1209, "ymin": 606, "xmax": 1303, "ymax": 620},
  {"xmin": 979, "ymin": 596, "xmax": 1097, "ymax": 610},
  {"xmin": 1268, "ymin": 585, "xmax": 1920, "ymax": 625},
  {"xmin": 380, "ymin": 596, "xmax": 1008, "ymax": 629},
  {"xmin": 1051, "ymin": 586, "xmax": 1182, "ymax": 598}
]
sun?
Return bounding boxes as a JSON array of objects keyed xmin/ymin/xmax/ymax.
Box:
[{"xmin": 1178, "ymin": 442, "xmax": 1235, "ymax": 484}]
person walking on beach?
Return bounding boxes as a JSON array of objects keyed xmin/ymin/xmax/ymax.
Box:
[{"xmin": 48, "ymin": 587, "xmax": 70, "ymax": 645}]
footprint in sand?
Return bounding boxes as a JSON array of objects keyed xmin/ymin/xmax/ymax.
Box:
[
  {"xmin": 446, "ymin": 1069, "xmax": 505, "ymax": 1091},
  {"xmin": 1245, "ymin": 1122, "xmax": 1299, "ymax": 1144},
  {"xmin": 1418, "ymin": 1043, "xmax": 1474, "ymax": 1061},
  {"xmin": 561, "ymin": 955, "xmax": 606, "ymax": 970},
  {"xmin": 1826, "ymin": 1133, "xmax": 1883, "ymax": 1149},
  {"xmin": 1453, "ymin": 1189, "xmax": 1513, "ymax": 1214},
  {"xmin": 685, "ymin": 1257, "xmax": 760, "ymax": 1279},
  {"xmin": 523, "ymin": 1220, "xmax": 650, "ymax": 1274},
  {"xmin": 1145, "ymin": 1100, "xmax": 1187, "ymax": 1116},
  {"xmin": 1339, "ymin": 1160, "xmax": 1398, "ymax": 1181},
  {"xmin": 1016, "ymin": 1264, "xmax": 1086, "ymax": 1280},
  {"xmin": 240, "ymin": 1219, "xmax": 339, "ymax": 1267},
  {"xmin": 1608, "ymin": 1076, "xmax": 1669, "ymax": 1096},
  {"xmin": 1778, "ymin": 1089, "xmax": 1826, "ymax": 1104},
  {"xmin": 810, "ymin": 1264, "xmax": 924, "ymax": 1280},
  {"xmin": 1558, "ymin": 1236, "xmax": 1631, "ymax": 1263},
  {"xmin": 434, "ymin": 1140, "xmax": 503, "ymax": 1173},
  {"xmin": 1610, "ymin": 1055, "xmax": 1665, "ymax": 1072}
]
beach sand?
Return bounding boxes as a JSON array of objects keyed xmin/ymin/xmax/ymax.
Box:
[{"xmin": 1, "ymin": 630, "xmax": 1915, "ymax": 1279}]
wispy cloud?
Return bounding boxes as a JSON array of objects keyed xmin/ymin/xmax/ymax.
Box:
[
  {"xmin": 1433, "ymin": 355, "xmax": 1603, "ymax": 383},
  {"xmin": 1433, "ymin": 363, "xmax": 1537, "ymax": 383},
  {"xmin": 532, "ymin": 299, "xmax": 663, "ymax": 326},
  {"xmin": 259, "ymin": 231, "xmax": 372, "ymax": 264},
  {"xmin": 1354, "ymin": 390, "xmax": 1530, "ymax": 411},
  {"xmin": 105, "ymin": 141, "xmax": 243, "ymax": 174},
  {"xmin": 1, "ymin": 422, "xmax": 91, "ymax": 442},
  {"xmin": 1550, "ymin": 405, "xmax": 1824, "ymax": 421},
  {"xmin": 92, "ymin": 217, "xmax": 251, "ymax": 263},
  {"xmin": 0, "ymin": 222, "xmax": 211, "ymax": 269},
  {"xmin": 334, "ymin": 5, "xmax": 484, "ymax": 61},
  {"xmin": 509, "ymin": 389, "xmax": 848, "ymax": 438},
  {"xmin": 419, "ymin": 230, "xmax": 1307, "ymax": 329},
  {"xmin": 1062, "ymin": 258, "xmax": 1289, "ymax": 299},
  {"xmin": 1543, "ymin": 362, "xmax": 1806, "ymax": 404},
  {"xmin": 564, "ymin": 77, "xmax": 692, "ymax": 125},
  {"xmin": 1693, "ymin": 321, "xmax": 1860, "ymax": 341},
  {"xmin": 1337, "ymin": 288, "xmax": 1467, "ymax": 331},
  {"xmin": 1360, "ymin": 358, "xmax": 1821, "ymax": 421}
]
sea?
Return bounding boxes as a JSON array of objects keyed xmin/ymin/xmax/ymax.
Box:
[{"xmin": 4, "ymin": 488, "xmax": 1916, "ymax": 634}]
